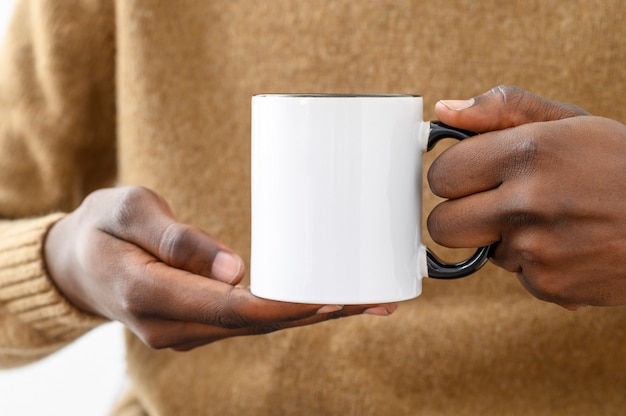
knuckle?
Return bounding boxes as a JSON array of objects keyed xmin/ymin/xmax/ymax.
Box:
[
  {"xmin": 496, "ymin": 236, "xmax": 544, "ymax": 275},
  {"xmin": 117, "ymin": 286, "xmax": 147, "ymax": 319},
  {"xmin": 489, "ymin": 85, "xmax": 551, "ymax": 124},
  {"xmin": 509, "ymin": 130, "xmax": 539, "ymax": 174},
  {"xmin": 509, "ymin": 233, "xmax": 544, "ymax": 263},
  {"xmin": 216, "ymin": 309, "xmax": 251, "ymax": 329},
  {"xmin": 109, "ymin": 186, "xmax": 156, "ymax": 232},
  {"xmin": 499, "ymin": 180, "xmax": 545, "ymax": 225},
  {"xmin": 125, "ymin": 316, "xmax": 175, "ymax": 350},
  {"xmin": 489, "ymin": 85, "xmax": 525, "ymax": 106},
  {"xmin": 158, "ymin": 222, "xmax": 194, "ymax": 263},
  {"xmin": 202, "ymin": 293, "xmax": 252, "ymax": 329},
  {"xmin": 490, "ymin": 129, "xmax": 540, "ymax": 184},
  {"xmin": 508, "ymin": 235, "xmax": 572, "ymax": 305},
  {"xmin": 117, "ymin": 263, "xmax": 157, "ymax": 319},
  {"xmin": 500, "ymin": 203, "xmax": 541, "ymax": 230},
  {"xmin": 487, "ymin": 85, "xmax": 529, "ymax": 119}
]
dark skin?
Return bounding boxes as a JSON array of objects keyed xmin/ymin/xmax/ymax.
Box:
[
  {"xmin": 44, "ymin": 186, "xmax": 397, "ymax": 352},
  {"xmin": 44, "ymin": 85, "xmax": 625, "ymax": 353},
  {"xmin": 429, "ymin": 85, "xmax": 626, "ymax": 309}
]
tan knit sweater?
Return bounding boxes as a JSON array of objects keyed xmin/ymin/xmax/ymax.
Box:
[{"xmin": 1, "ymin": 1, "xmax": 625, "ymax": 415}]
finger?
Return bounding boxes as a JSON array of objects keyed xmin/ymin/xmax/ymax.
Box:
[
  {"xmin": 151, "ymin": 221, "xmax": 245, "ymax": 284},
  {"xmin": 141, "ymin": 303, "xmax": 397, "ymax": 351},
  {"xmin": 434, "ymin": 85, "xmax": 588, "ymax": 133},
  {"xmin": 427, "ymin": 188, "xmax": 504, "ymax": 249},
  {"xmin": 128, "ymin": 317, "xmax": 308, "ymax": 350},
  {"xmin": 101, "ymin": 186, "xmax": 245, "ymax": 284},
  {"xmin": 428, "ymin": 121, "xmax": 542, "ymax": 199},
  {"xmin": 127, "ymin": 257, "xmax": 397, "ymax": 327},
  {"xmin": 126, "ymin": 259, "xmax": 321, "ymax": 325},
  {"xmin": 429, "ymin": 171, "xmax": 565, "ymax": 249}
]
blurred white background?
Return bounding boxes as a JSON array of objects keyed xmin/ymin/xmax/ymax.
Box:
[{"xmin": 0, "ymin": 1, "xmax": 127, "ymax": 415}]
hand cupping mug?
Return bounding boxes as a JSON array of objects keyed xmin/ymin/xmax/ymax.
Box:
[{"xmin": 250, "ymin": 94, "xmax": 493, "ymax": 304}]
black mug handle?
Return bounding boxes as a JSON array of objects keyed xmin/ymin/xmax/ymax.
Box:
[{"xmin": 425, "ymin": 121, "xmax": 495, "ymax": 279}]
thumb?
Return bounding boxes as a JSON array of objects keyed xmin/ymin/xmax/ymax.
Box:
[
  {"xmin": 434, "ymin": 85, "xmax": 589, "ymax": 133},
  {"xmin": 96, "ymin": 186, "xmax": 246, "ymax": 285}
]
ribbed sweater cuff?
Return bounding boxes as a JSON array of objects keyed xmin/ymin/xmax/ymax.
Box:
[{"xmin": 0, "ymin": 213, "xmax": 107, "ymax": 342}]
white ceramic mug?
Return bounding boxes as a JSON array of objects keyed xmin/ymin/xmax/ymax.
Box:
[{"xmin": 250, "ymin": 94, "xmax": 492, "ymax": 304}]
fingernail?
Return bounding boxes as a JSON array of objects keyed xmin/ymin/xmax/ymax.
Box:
[
  {"xmin": 211, "ymin": 251, "xmax": 244, "ymax": 283},
  {"xmin": 316, "ymin": 305, "xmax": 343, "ymax": 314},
  {"xmin": 438, "ymin": 98, "xmax": 475, "ymax": 111},
  {"xmin": 363, "ymin": 306, "xmax": 391, "ymax": 316}
]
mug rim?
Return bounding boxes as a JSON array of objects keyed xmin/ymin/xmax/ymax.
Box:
[{"xmin": 253, "ymin": 93, "xmax": 421, "ymax": 98}]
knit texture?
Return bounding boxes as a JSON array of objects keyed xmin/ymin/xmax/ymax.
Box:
[
  {"xmin": 0, "ymin": 0, "xmax": 625, "ymax": 415},
  {"xmin": 0, "ymin": 214, "xmax": 106, "ymax": 368}
]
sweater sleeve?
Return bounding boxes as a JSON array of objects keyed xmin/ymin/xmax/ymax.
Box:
[
  {"xmin": 0, "ymin": 214, "xmax": 107, "ymax": 368},
  {"xmin": 0, "ymin": 0, "xmax": 116, "ymax": 367}
]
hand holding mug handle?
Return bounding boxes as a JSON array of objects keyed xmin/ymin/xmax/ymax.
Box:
[{"xmin": 424, "ymin": 121, "xmax": 495, "ymax": 279}]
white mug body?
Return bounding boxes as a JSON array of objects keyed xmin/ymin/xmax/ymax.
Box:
[{"xmin": 251, "ymin": 94, "xmax": 429, "ymax": 304}]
